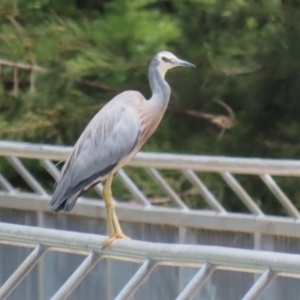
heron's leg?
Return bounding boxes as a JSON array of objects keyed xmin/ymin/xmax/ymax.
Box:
[
  {"xmin": 103, "ymin": 173, "xmax": 115, "ymax": 236},
  {"xmin": 102, "ymin": 172, "xmax": 130, "ymax": 249}
]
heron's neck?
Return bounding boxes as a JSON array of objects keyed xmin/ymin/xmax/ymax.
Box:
[{"xmin": 148, "ymin": 65, "xmax": 171, "ymax": 108}]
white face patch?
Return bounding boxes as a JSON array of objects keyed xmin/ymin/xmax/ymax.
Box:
[
  {"xmin": 157, "ymin": 62, "xmax": 175, "ymax": 78},
  {"xmin": 154, "ymin": 51, "xmax": 180, "ymax": 77}
]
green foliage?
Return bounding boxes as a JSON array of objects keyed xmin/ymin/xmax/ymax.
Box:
[{"xmin": 1, "ymin": 0, "xmax": 300, "ymax": 214}]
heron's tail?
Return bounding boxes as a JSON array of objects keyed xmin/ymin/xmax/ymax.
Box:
[
  {"xmin": 50, "ymin": 180, "xmax": 99, "ymax": 212},
  {"xmin": 51, "ymin": 191, "xmax": 81, "ymax": 212}
]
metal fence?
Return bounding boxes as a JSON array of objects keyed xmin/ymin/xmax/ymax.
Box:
[
  {"xmin": 1, "ymin": 221, "xmax": 300, "ymax": 300},
  {"xmin": 0, "ymin": 141, "xmax": 300, "ymax": 299}
]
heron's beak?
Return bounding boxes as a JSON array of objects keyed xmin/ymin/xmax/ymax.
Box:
[{"xmin": 172, "ymin": 58, "xmax": 196, "ymax": 68}]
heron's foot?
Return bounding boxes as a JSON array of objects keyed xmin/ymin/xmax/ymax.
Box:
[{"xmin": 102, "ymin": 233, "xmax": 131, "ymax": 249}]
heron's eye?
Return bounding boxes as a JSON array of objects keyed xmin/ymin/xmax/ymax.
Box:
[{"xmin": 162, "ymin": 56, "xmax": 169, "ymax": 62}]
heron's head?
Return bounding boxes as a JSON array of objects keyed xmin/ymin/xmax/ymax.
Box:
[{"xmin": 153, "ymin": 51, "xmax": 195, "ymax": 77}]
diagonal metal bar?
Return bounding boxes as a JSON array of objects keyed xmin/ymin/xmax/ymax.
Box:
[
  {"xmin": 0, "ymin": 244, "xmax": 47, "ymax": 300},
  {"xmin": 116, "ymin": 169, "xmax": 151, "ymax": 206},
  {"xmin": 39, "ymin": 159, "xmax": 60, "ymax": 179},
  {"xmin": 242, "ymin": 269, "xmax": 276, "ymax": 300},
  {"xmin": 40, "ymin": 159, "xmax": 117, "ymax": 203},
  {"xmin": 176, "ymin": 263, "xmax": 214, "ymax": 300},
  {"xmin": 183, "ymin": 169, "xmax": 226, "ymax": 213},
  {"xmin": 221, "ymin": 172, "xmax": 263, "ymax": 215},
  {"xmin": 115, "ymin": 259, "xmax": 157, "ymax": 300},
  {"xmin": 7, "ymin": 156, "xmax": 47, "ymax": 195},
  {"xmin": 260, "ymin": 174, "xmax": 300, "ymax": 218},
  {"xmin": 50, "ymin": 252, "xmax": 102, "ymax": 300},
  {"xmin": 0, "ymin": 172, "xmax": 14, "ymax": 192},
  {"xmin": 93, "ymin": 182, "xmax": 105, "ymax": 197},
  {"xmin": 146, "ymin": 167, "xmax": 188, "ymax": 209}
]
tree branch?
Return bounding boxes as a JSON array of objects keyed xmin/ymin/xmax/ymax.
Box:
[
  {"xmin": 0, "ymin": 58, "xmax": 116, "ymax": 91},
  {"xmin": 76, "ymin": 78, "xmax": 117, "ymax": 91},
  {"xmin": 7, "ymin": 15, "xmax": 24, "ymax": 35},
  {"xmin": 0, "ymin": 59, "xmax": 47, "ymax": 72}
]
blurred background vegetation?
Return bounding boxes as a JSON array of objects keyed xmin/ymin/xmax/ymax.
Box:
[{"xmin": 1, "ymin": 0, "xmax": 300, "ymax": 215}]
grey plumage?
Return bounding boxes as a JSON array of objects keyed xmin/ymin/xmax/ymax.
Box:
[
  {"xmin": 50, "ymin": 51, "xmax": 195, "ymax": 214},
  {"xmin": 51, "ymin": 92, "xmax": 142, "ymax": 211}
]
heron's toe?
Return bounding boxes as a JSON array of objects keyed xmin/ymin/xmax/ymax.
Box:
[{"xmin": 102, "ymin": 233, "xmax": 131, "ymax": 249}]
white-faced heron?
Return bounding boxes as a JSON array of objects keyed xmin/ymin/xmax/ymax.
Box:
[{"xmin": 50, "ymin": 51, "xmax": 195, "ymax": 248}]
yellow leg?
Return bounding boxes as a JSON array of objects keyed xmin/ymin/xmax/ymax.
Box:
[{"xmin": 102, "ymin": 172, "xmax": 130, "ymax": 249}]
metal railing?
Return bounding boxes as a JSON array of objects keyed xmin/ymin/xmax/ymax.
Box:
[
  {"xmin": 1, "ymin": 221, "xmax": 300, "ymax": 300},
  {"xmin": 0, "ymin": 141, "xmax": 299, "ymax": 237},
  {"xmin": 1, "ymin": 141, "xmax": 300, "ymax": 299}
]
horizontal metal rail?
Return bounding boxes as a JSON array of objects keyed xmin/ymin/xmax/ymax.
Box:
[
  {"xmin": 0, "ymin": 141, "xmax": 300, "ymax": 175},
  {"xmin": 1, "ymin": 191, "xmax": 300, "ymax": 238},
  {"xmin": 1, "ymin": 222, "xmax": 300, "ymax": 278}
]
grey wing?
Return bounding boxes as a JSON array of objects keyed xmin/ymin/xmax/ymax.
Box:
[{"xmin": 50, "ymin": 98, "xmax": 141, "ymax": 212}]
